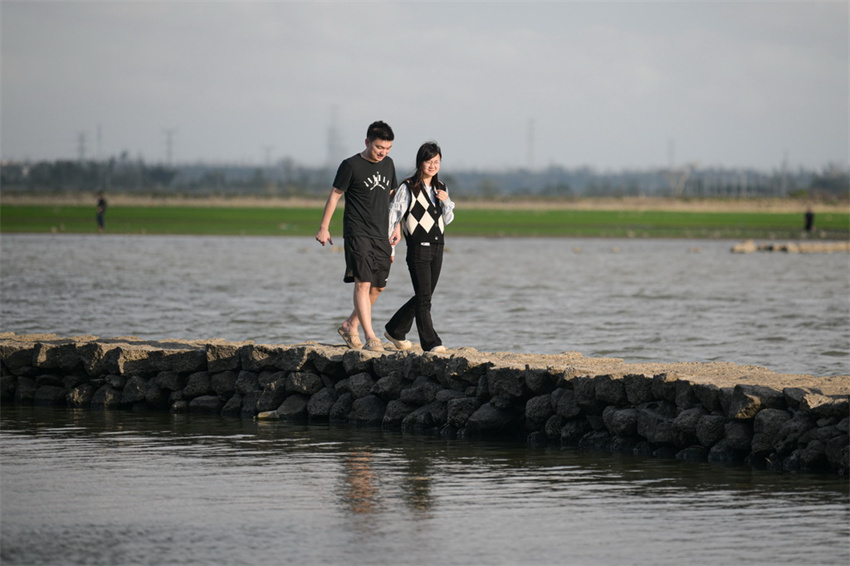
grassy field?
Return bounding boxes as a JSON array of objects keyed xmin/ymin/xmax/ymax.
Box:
[{"xmin": 1, "ymin": 201, "xmax": 848, "ymax": 240}]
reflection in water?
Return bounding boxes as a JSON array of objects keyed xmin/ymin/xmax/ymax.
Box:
[
  {"xmin": 343, "ymin": 450, "xmax": 380, "ymax": 515},
  {"xmin": 1, "ymin": 408, "xmax": 848, "ymax": 566}
]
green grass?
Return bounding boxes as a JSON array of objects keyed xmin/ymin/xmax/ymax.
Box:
[{"xmin": 2, "ymin": 204, "xmax": 848, "ymax": 239}]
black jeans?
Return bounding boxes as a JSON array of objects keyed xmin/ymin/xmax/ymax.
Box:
[{"xmin": 385, "ymin": 242, "xmax": 444, "ymax": 351}]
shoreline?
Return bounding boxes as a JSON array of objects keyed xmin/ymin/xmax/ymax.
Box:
[{"xmin": 3, "ymin": 193, "xmax": 847, "ymax": 214}]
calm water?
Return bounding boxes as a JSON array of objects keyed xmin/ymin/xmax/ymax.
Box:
[
  {"xmin": 1, "ymin": 234, "xmax": 849, "ymax": 564},
  {"xmin": 2, "ymin": 406, "xmax": 849, "ymax": 566},
  {"xmin": 1, "ymin": 233, "xmax": 847, "ymax": 376}
]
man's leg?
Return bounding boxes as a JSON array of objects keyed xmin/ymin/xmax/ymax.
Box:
[{"xmin": 350, "ymin": 280, "xmax": 383, "ymax": 341}]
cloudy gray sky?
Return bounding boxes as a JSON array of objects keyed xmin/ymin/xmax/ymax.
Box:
[{"xmin": 2, "ymin": 1, "xmax": 847, "ymax": 173}]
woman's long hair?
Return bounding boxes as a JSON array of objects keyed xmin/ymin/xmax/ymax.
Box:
[{"xmin": 403, "ymin": 141, "xmax": 441, "ymax": 197}]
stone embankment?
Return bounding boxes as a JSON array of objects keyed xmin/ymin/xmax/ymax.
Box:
[
  {"xmin": 2, "ymin": 333, "xmax": 848, "ymax": 475},
  {"xmin": 731, "ymin": 240, "xmax": 850, "ymax": 253}
]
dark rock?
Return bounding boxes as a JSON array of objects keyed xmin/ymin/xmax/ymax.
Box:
[
  {"xmin": 773, "ymin": 413, "xmax": 816, "ymax": 455},
  {"xmin": 447, "ymin": 397, "xmax": 481, "ymax": 429},
  {"xmin": 707, "ymin": 439, "xmax": 742, "ymax": 463},
  {"xmin": 672, "ymin": 407, "xmax": 707, "ymax": 447},
  {"xmin": 728, "ymin": 384, "xmax": 785, "ymax": 420},
  {"xmin": 256, "ymin": 377, "xmax": 288, "ymax": 412},
  {"xmin": 595, "ymin": 374, "xmax": 626, "ymax": 406},
  {"xmin": 258, "ymin": 370, "xmax": 286, "ymax": 389},
  {"xmin": 14, "ymin": 377, "xmax": 38, "ymax": 404},
  {"xmin": 154, "ymin": 371, "xmax": 186, "ymax": 391},
  {"xmin": 342, "ymin": 349, "xmax": 375, "ymax": 375},
  {"xmin": 725, "ymin": 420, "xmax": 754, "ymax": 451},
  {"xmin": 623, "ymin": 374, "xmax": 654, "ymax": 405},
  {"xmin": 372, "ymin": 372, "xmax": 405, "ymax": 401},
  {"xmin": 676, "ymin": 446, "xmax": 709, "ymax": 461},
  {"xmin": 211, "ymin": 371, "xmax": 238, "ymax": 397},
  {"xmin": 696, "ymin": 414, "xmax": 727, "ymax": 447},
  {"xmin": 436, "ymin": 389, "xmax": 466, "ymax": 402},
  {"xmin": 402, "ymin": 402, "xmax": 445, "ymax": 433},
  {"xmin": 33, "ymin": 385, "xmax": 66, "ymax": 406},
  {"xmin": 148, "ymin": 349, "xmax": 206, "ymax": 374},
  {"xmin": 189, "ymin": 395, "xmax": 223, "ymax": 413},
  {"xmin": 1, "ymin": 374, "xmax": 17, "ymax": 401},
  {"xmin": 278, "ymin": 394, "xmax": 309, "ymax": 420},
  {"xmin": 348, "ymin": 372, "xmax": 376, "ymax": 399},
  {"xmin": 35, "ymin": 373, "xmax": 64, "ymax": 387},
  {"xmin": 487, "ymin": 365, "xmax": 528, "ymax": 399},
  {"xmin": 170, "ymin": 400, "xmax": 188, "ymax": 414},
  {"xmin": 692, "ymin": 383, "xmax": 721, "ymax": 412},
  {"xmin": 383, "ymin": 399, "xmax": 417, "ymax": 428},
  {"xmin": 221, "ymin": 394, "xmax": 243, "ymax": 417},
  {"xmin": 578, "ymin": 431, "xmax": 613, "ymax": 452},
  {"xmin": 525, "ymin": 367, "xmax": 560, "ymax": 395},
  {"xmin": 2, "ymin": 343, "xmax": 37, "ymax": 375},
  {"xmin": 33, "ymin": 342, "xmax": 82, "ymax": 371},
  {"xmin": 330, "ymin": 392, "xmax": 355, "ymax": 421},
  {"xmin": 466, "ymin": 402, "xmax": 519, "ymax": 436},
  {"xmin": 560, "ymin": 418, "xmax": 592, "ymax": 445},
  {"xmin": 352, "ymin": 394, "xmax": 386, "ymax": 425},
  {"xmin": 67, "ymin": 383, "xmax": 95, "ymax": 407},
  {"xmin": 307, "ymin": 387, "xmax": 338, "ymax": 420},
  {"xmin": 636, "ymin": 402, "xmax": 677, "ymax": 446},
  {"xmin": 206, "ymin": 343, "xmax": 241, "ymax": 373},
  {"xmin": 675, "ymin": 381, "xmax": 698, "ymax": 409},
  {"xmin": 651, "ymin": 373, "xmax": 678, "ymax": 402},
  {"xmin": 555, "ymin": 389, "xmax": 581, "ymax": 419},
  {"xmin": 235, "ymin": 371, "xmax": 260, "ymax": 394},
  {"xmin": 241, "ymin": 391, "xmax": 263, "ymax": 418},
  {"xmin": 544, "ymin": 414, "xmax": 565, "ymax": 440},
  {"xmin": 91, "ymin": 385, "xmax": 121, "ymax": 409},
  {"xmin": 121, "ymin": 376, "xmax": 149, "ymax": 405},
  {"xmin": 145, "ymin": 380, "xmax": 171, "ymax": 408},
  {"xmin": 286, "ymin": 371, "xmax": 324, "ymax": 396},
  {"xmin": 400, "ymin": 376, "xmax": 442, "ymax": 406},
  {"xmin": 603, "ymin": 406, "xmax": 639, "ymax": 438},
  {"xmin": 800, "ymin": 393, "xmax": 849, "ymax": 419},
  {"xmin": 525, "ymin": 394, "xmax": 554, "ymax": 431},
  {"xmin": 573, "ymin": 376, "xmax": 602, "ymax": 412},
  {"xmin": 183, "ymin": 372, "xmax": 212, "ymax": 399}
]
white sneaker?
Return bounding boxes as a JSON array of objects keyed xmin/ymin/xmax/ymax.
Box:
[
  {"xmin": 429, "ymin": 345, "xmax": 448, "ymax": 354},
  {"xmin": 384, "ymin": 331, "xmax": 412, "ymax": 351}
]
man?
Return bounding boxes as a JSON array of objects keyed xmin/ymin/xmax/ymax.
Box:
[{"xmin": 316, "ymin": 121, "xmax": 399, "ymax": 351}]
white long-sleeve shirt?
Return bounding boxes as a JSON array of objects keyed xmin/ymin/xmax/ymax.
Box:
[{"xmin": 388, "ymin": 181, "xmax": 455, "ymax": 233}]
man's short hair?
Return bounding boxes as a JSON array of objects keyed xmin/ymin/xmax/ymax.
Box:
[{"xmin": 366, "ymin": 121, "xmax": 394, "ymax": 142}]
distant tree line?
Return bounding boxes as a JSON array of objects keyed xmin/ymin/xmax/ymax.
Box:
[{"xmin": 2, "ymin": 156, "xmax": 847, "ymax": 201}]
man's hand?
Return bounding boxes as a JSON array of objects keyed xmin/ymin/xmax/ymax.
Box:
[{"xmin": 316, "ymin": 227, "xmax": 333, "ymax": 246}]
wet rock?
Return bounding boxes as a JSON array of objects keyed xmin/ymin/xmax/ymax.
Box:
[
  {"xmin": 14, "ymin": 377, "xmax": 37, "ymax": 403},
  {"xmin": 34, "ymin": 385, "xmax": 66, "ymax": 406},
  {"xmin": 91, "ymin": 384, "xmax": 121, "ymax": 409},
  {"xmin": 240, "ymin": 391, "xmax": 262, "ymax": 418},
  {"xmin": 400, "ymin": 376, "xmax": 442, "ymax": 406},
  {"xmin": 672, "ymin": 407, "xmax": 707, "ymax": 447},
  {"xmin": 603, "ymin": 406, "xmax": 639, "ymax": 438},
  {"xmin": 256, "ymin": 377, "xmax": 287, "ymax": 412},
  {"xmin": 277, "ymin": 394, "xmax": 309, "ymax": 420},
  {"xmin": 447, "ymin": 397, "xmax": 481, "ymax": 429},
  {"xmin": 352, "ymin": 394, "xmax": 386, "ymax": 425},
  {"xmin": 696, "ymin": 414, "xmax": 727, "ymax": 447},
  {"xmin": 725, "ymin": 420, "xmax": 754, "ymax": 451},
  {"xmin": 67, "ymin": 383, "xmax": 95, "ymax": 407},
  {"xmin": 383, "ymin": 399, "xmax": 417, "ymax": 429},
  {"xmin": 189, "ymin": 395, "xmax": 223, "ymax": 414},
  {"xmin": 221, "ymin": 394, "xmax": 243, "ymax": 417},
  {"xmin": 560, "ymin": 418, "xmax": 592, "ymax": 445},
  {"xmin": 155, "ymin": 371, "xmax": 187, "ymax": 392},
  {"xmin": 306, "ymin": 387, "xmax": 338, "ymax": 420},
  {"xmin": 676, "ymin": 446, "xmax": 709, "ymax": 461},
  {"xmin": 329, "ymin": 392, "xmax": 354, "ymax": 421},
  {"xmin": 773, "ymin": 413, "xmax": 816, "ymax": 455},
  {"xmin": 555, "ymin": 389, "xmax": 582, "ymax": 419},
  {"xmin": 466, "ymin": 402, "xmax": 520, "ymax": 436}
]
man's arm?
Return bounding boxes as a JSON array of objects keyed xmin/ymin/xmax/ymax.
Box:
[{"xmin": 316, "ymin": 188, "xmax": 344, "ymax": 246}]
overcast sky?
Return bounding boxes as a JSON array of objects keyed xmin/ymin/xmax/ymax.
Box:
[{"xmin": 2, "ymin": 1, "xmax": 847, "ymax": 173}]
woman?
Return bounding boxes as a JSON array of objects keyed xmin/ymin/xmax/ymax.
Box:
[{"xmin": 383, "ymin": 141, "xmax": 455, "ymax": 353}]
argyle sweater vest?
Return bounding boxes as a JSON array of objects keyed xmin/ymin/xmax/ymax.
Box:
[{"xmin": 403, "ymin": 182, "xmax": 445, "ymax": 245}]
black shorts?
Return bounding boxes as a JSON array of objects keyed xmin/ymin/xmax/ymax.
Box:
[{"xmin": 343, "ymin": 236, "xmax": 392, "ymax": 287}]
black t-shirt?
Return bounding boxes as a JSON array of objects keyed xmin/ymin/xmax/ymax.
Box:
[{"xmin": 333, "ymin": 153, "xmax": 398, "ymax": 239}]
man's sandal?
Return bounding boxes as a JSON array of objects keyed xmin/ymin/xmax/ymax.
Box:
[{"xmin": 337, "ymin": 326, "xmax": 363, "ymax": 349}]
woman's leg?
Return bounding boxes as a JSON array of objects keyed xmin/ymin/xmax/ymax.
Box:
[{"xmin": 410, "ymin": 244, "xmax": 443, "ymax": 351}]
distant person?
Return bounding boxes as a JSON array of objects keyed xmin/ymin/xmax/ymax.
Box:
[
  {"xmin": 804, "ymin": 206, "xmax": 815, "ymax": 233},
  {"xmin": 383, "ymin": 141, "xmax": 455, "ymax": 354},
  {"xmin": 315, "ymin": 121, "xmax": 399, "ymax": 352},
  {"xmin": 96, "ymin": 191, "xmax": 107, "ymax": 233}
]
